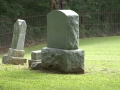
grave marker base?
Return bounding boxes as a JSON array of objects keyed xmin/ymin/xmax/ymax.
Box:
[
  {"xmin": 41, "ymin": 47, "xmax": 84, "ymax": 73},
  {"xmin": 2, "ymin": 48, "xmax": 27, "ymax": 65}
]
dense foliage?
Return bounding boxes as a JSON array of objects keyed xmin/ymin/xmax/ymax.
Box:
[
  {"xmin": 1, "ymin": 0, "xmax": 120, "ymax": 18},
  {"xmin": 0, "ymin": 0, "xmax": 120, "ymax": 49},
  {"xmin": 69, "ymin": 0, "xmax": 120, "ymax": 12},
  {"xmin": 0, "ymin": 0, "xmax": 120, "ymax": 18},
  {"xmin": 0, "ymin": 0, "xmax": 49, "ymax": 18},
  {"xmin": 68, "ymin": 0, "xmax": 120, "ymax": 37}
]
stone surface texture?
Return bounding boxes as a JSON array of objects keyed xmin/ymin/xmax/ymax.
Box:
[
  {"xmin": 31, "ymin": 62, "xmax": 41, "ymax": 70},
  {"xmin": 28, "ymin": 50, "xmax": 41, "ymax": 69},
  {"xmin": 2, "ymin": 19, "xmax": 27, "ymax": 65},
  {"xmin": 8, "ymin": 48, "xmax": 25, "ymax": 57},
  {"xmin": 47, "ymin": 10, "xmax": 79, "ymax": 50},
  {"xmin": 31, "ymin": 50, "xmax": 41, "ymax": 60},
  {"xmin": 41, "ymin": 10, "xmax": 85, "ymax": 73},
  {"xmin": 2, "ymin": 55, "xmax": 10, "ymax": 64},
  {"xmin": 11, "ymin": 19, "xmax": 27, "ymax": 50},
  {"xmin": 28, "ymin": 60, "xmax": 41, "ymax": 67},
  {"xmin": 41, "ymin": 47, "xmax": 84, "ymax": 73},
  {"xmin": 11, "ymin": 57, "xmax": 26, "ymax": 65}
]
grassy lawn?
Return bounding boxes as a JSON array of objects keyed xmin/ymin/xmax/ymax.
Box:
[{"xmin": 0, "ymin": 36, "xmax": 120, "ymax": 90}]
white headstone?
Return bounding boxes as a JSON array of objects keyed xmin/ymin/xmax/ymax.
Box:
[
  {"xmin": 2, "ymin": 19, "xmax": 27, "ymax": 65},
  {"xmin": 11, "ymin": 19, "xmax": 27, "ymax": 50}
]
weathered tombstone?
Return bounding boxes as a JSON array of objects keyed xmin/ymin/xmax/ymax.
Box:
[
  {"xmin": 41, "ymin": 10, "xmax": 85, "ymax": 73},
  {"xmin": 2, "ymin": 19, "xmax": 27, "ymax": 65},
  {"xmin": 28, "ymin": 50, "xmax": 41, "ymax": 69}
]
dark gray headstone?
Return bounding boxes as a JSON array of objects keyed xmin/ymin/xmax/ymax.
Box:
[
  {"xmin": 41, "ymin": 10, "xmax": 85, "ymax": 73},
  {"xmin": 47, "ymin": 10, "xmax": 79, "ymax": 50}
]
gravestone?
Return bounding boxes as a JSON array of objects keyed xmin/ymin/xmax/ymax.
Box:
[
  {"xmin": 2, "ymin": 19, "xmax": 27, "ymax": 65},
  {"xmin": 41, "ymin": 10, "xmax": 85, "ymax": 73},
  {"xmin": 28, "ymin": 50, "xmax": 41, "ymax": 69}
]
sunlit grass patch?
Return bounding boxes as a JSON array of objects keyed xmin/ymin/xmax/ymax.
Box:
[{"xmin": 0, "ymin": 36, "xmax": 120, "ymax": 90}]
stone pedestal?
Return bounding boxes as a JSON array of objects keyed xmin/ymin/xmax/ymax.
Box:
[
  {"xmin": 41, "ymin": 47, "xmax": 84, "ymax": 73},
  {"xmin": 2, "ymin": 48, "xmax": 26, "ymax": 65},
  {"xmin": 2, "ymin": 19, "xmax": 27, "ymax": 65},
  {"xmin": 31, "ymin": 50, "xmax": 41, "ymax": 60}
]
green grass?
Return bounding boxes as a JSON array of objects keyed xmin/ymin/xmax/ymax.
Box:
[{"xmin": 0, "ymin": 36, "xmax": 120, "ymax": 90}]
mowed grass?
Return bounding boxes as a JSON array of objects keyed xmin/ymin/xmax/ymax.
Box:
[{"xmin": 0, "ymin": 36, "xmax": 120, "ymax": 90}]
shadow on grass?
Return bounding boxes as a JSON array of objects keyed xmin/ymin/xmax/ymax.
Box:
[{"xmin": 30, "ymin": 67, "xmax": 85, "ymax": 75}]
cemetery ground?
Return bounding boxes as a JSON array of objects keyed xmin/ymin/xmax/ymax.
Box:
[{"xmin": 0, "ymin": 36, "xmax": 120, "ymax": 90}]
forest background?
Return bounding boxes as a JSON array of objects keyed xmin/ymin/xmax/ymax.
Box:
[
  {"xmin": 0, "ymin": 0, "xmax": 120, "ymax": 18},
  {"xmin": 0, "ymin": 0, "xmax": 120, "ymax": 52}
]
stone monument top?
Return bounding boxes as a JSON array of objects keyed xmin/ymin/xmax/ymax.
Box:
[
  {"xmin": 47, "ymin": 10, "xmax": 79, "ymax": 50},
  {"xmin": 11, "ymin": 19, "xmax": 27, "ymax": 50},
  {"xmin": 58, "ymin": 10, "xmax": 78, "ymax": 16}
]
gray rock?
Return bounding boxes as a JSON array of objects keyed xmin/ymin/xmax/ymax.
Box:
[
  {"xmin": 41, "ymin": 47, "xmax": 84, "ymax": 73},
  {"xmin": 31, "ymin": 62, "xmax": 41, "ymax": 70},
  {"xmin": 28, "ymin": 59, "xmax": 41, "ymax": 67},
  {"xmin": 2, "ymin": 55, "xmax": 10, "ymax": 64}
]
